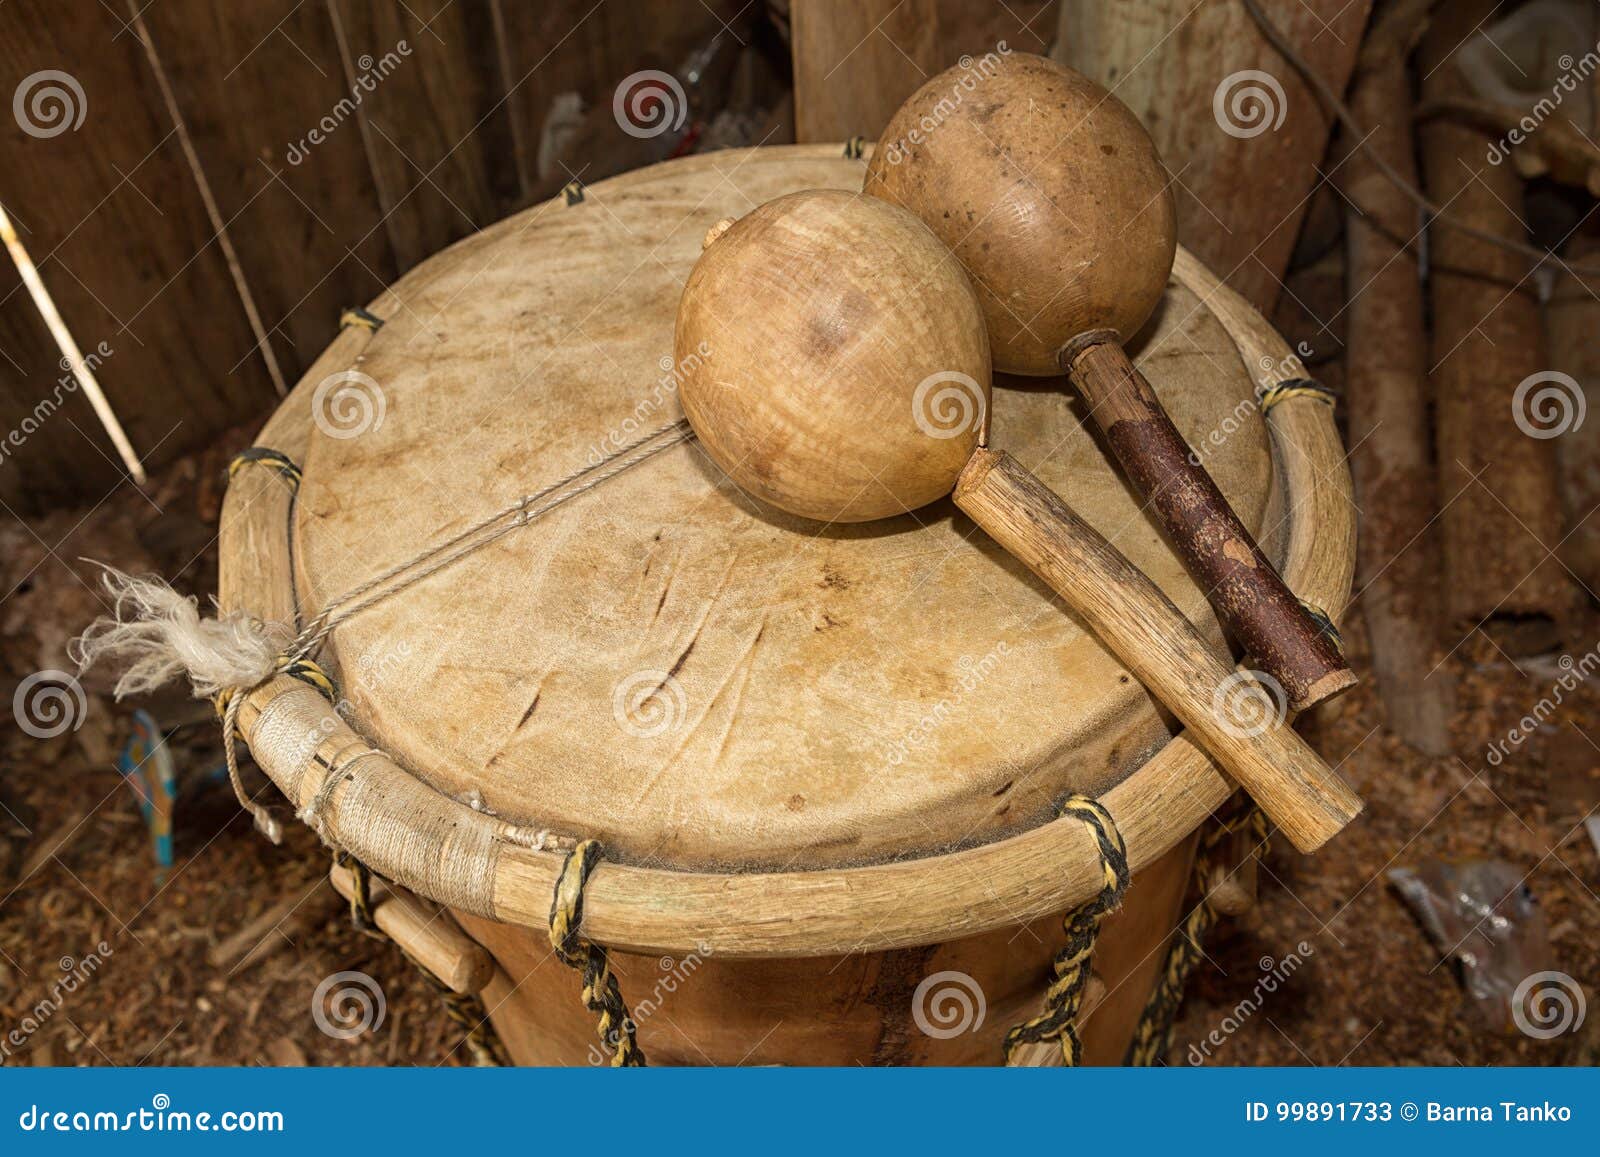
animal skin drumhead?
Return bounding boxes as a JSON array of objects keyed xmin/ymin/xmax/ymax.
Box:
[{"xmin": 290, "ymin": 147, "xmax": 1276, "ymax": 871}]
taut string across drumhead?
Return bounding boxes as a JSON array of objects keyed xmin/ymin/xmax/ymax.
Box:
[{"xmin": 75, "ymin": 414, "xmax": 698, "ymax": 841}]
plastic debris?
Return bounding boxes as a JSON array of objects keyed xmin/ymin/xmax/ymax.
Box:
[{"xmin": 1388, "ymin": 859, "xmax": 1554, "ymax": 1034}]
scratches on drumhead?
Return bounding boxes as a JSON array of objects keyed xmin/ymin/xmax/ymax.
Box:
[
  {"xmin": 515, "ymin": 688, "xmax": 542, "ymax": 729},
  {"xmin": 631, "ymin": 613, "xmax": 768, "ymax": 807}
]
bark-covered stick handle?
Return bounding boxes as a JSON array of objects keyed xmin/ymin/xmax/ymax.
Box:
[
  {"xmin": 954, "ymin": 448, "xmax": 1363, "ymax": 854},
  {"xmin": 1062, "ymin": 331, "xmax": 1357, "ymax": 712}
]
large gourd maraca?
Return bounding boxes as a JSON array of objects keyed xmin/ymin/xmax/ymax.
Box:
[
  {"xmin": 866, "ymin": 52, "xmax": 1354, "ymax": 714},
  {"xmin": 676, "ymin": 189, "xmax": 1361, "ymax": 853}
]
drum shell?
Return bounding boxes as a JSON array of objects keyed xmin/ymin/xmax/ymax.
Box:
[{"xmin": 455, "ymin": 835, "xmax": 1195, "ymax": 1066}]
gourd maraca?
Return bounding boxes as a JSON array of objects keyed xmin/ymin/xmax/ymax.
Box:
[
  {"xmin": 865, "ymin": 52, "xmax": 1355, "ymax": 715},
  {"xmin": 676, "ymin": 189, "xmax": 1361, "ymax": 853}
]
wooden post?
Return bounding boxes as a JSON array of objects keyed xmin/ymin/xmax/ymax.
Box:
[
  {"xmin": 1337, "ymin": 2, "xmax": 1456, "ymax": 754},
  {"xmin": 1421, "ymin": 0, "xmax": 1574, "ymax": 655},
  {"xmin": 1546, "ymin": 235, "xmax": 1600, "ymax": 602},
  {"xmin": 1055, "ymin": 0, "xmax": 1373, "ymax": 312}
]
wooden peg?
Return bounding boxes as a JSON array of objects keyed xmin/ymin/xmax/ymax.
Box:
[{"xmin": 329, "ymin": 862, "xmax": 496, "ymax": 995}]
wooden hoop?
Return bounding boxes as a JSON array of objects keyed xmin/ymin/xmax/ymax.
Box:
[{"xmin": 218, "ymin": 145, "xmax": 1355, "ymax": 959}]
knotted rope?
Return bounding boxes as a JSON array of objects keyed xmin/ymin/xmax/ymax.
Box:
[
  {"xmin": 227, "ymin": 446, "xmax": 302, "ymax": 490},
  {"xmin": 1257, "ymin": 376, "xmax": 1337, "ymax": 412},
  {"xmin": 1126, "ymin": 804, "xmax": 1269, "ymax": 1066},
  {"xmin": 1003, "ymin": 795, "xmax": 1129, "ymax": 1066},
  {"xmin": 338, "ymin": 306, "xmax": 385, "ymax": 332},
  {"xmin": 549, "ymin": 840, "xmax": 644, "ymax": 1066}
]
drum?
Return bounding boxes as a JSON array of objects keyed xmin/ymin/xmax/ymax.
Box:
[{"xmin": 217, "ymin": 144, "xmax": 1354, "ymax": 1066}]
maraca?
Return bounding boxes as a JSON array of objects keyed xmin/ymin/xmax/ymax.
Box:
[
  {"xmin": 676, "ymin": 189, "xmax": 1361, "ymax": 853},
  {"xmin": 865, "ymin": 52, "xmax": 1355, "ymax": 714}
]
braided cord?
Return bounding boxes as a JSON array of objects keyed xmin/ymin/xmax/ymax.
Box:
[
  {"xmin": 339, "ymin": 306, "xmax": 385, "ymax": 331},
  {"xmin": 424, "ymin": 970, "xmax": 511, "ymax": 1067},
  {"xmin": 549, "ymin": 840, "xmax": 644, "ymax": 1067},
  {"xmin": 1258, "ymin": 376, "xmax": 1337, "ymax": 411},
  {"xmin": 336, "ymin": 850, "xmax": 380, "ymax": 934},
  {"xmin": 1126, "ymin": 805, "xmax": 1269, "ymax": 1066},
  {"xmin": 228, "ymin": 447, "xmax": 303, "ymax": 491},
  {"xmin": 1297, "ymin": 599, "xmax": 1344, "ymax": 653},
  {"xmin": 1003, "ymin": 795, "xmax": 1129, "ymax": 1066}
]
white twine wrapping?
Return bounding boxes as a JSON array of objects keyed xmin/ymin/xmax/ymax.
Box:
[{"xmin": 72, "ymin": 565, "xmax": 294, "ymax": 843}]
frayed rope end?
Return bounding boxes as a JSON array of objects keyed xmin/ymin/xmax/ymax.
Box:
[
  {"xmin": 73, "ymin": 563, "xmax": 294, "ymax": 850},
  {"xmin": 70, "ymin": 564, "xmax": 292, "ymax": 702},
  {"xmin": 254, "ymin": 809, "xmax": 285, "ymax": 846}
]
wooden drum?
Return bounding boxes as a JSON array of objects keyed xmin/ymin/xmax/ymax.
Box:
[{"xmin": 217, "ymin": 144, "xmax": 1355, "ymax": 1066}]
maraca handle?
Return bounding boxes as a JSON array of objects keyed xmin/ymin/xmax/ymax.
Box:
[
  {"xmin": 1062, "ymin": 332, "xmax": 1356, "ymax": 713},
  {"xmin": 954, "ymin": 448, "xmax": 1362, "ymax": 854}
]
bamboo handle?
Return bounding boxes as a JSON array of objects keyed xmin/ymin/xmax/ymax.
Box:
[
  {"xmin": 954, "ymin": 448, "xmax": 1362, "ymax": 853},
  {"xmin": 329, "ymin": 863, "xmax": 496, "ymax": 995},
  {"xmin": 1062, "ymin": 332, "xmax": 1357, "ymax": 712}
]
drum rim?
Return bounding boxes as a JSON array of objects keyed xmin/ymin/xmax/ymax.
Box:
[{"xmin": 218, "ymin": 145, "xmax": 1355, "ymax": 959}]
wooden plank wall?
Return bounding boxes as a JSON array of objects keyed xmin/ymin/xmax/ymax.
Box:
[
  {"xmin": 133, "ymin": 1, "xmax": 398, "ymax": 387},
  {"xmin": 0, "ymin": 0, "xmax": 277, "ymax": 510},
  {"xmin": 0, "ymin": 0, "xmax": 739, "ymax": 515},
  {"xmin": 791, "ymin": 0, "xmax": 1060, "ymax": 143},
  {"xmin": 491, "ymin": 0, "xmax": 756, "ymax": 205},
  {"xmin": 0, "ymin": 261, "xmax": 119, "ymax": 512}
]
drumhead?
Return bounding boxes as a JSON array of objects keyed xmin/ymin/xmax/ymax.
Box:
[{"xmin": 290, "ymin": 147, "xmax": 1275, "ymax": 870}]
